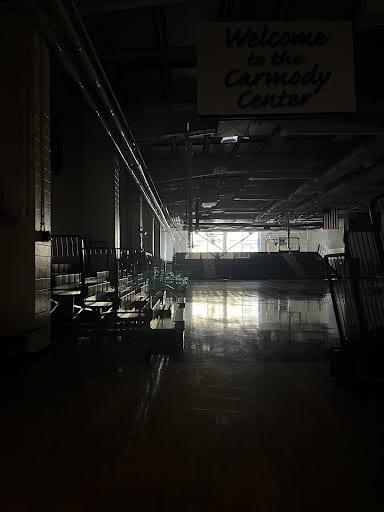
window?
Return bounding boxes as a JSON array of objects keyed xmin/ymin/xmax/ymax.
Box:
[
  {"xmin": 191, "ymin": 232, "xmax": 224, "ymax": 253},
  {"xmin": 191, "ymin": 231, "xmax": 260, "ymax": 253}
]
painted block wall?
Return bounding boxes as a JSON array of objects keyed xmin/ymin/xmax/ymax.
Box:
[{"xmin": 0, "ymin": 13, "xmax": 51, "ymax": 348}]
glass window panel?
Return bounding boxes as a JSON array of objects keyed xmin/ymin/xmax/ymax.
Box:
[
  {"xmin": 191, "ymin": 231, "xmax": 260, "ymax": 253},
  {"xmin": 191, "ymin": 232, "xmax": 207, "ymax": 253},
  {"xmin": 205, "ymin": 232, "xmax": 224, "ymax": 252}
]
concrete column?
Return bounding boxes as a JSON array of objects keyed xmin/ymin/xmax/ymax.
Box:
[
  {"xmin": 114, "ymin": 160, "xmax": 120, "ymax": 249},
  {"xmin": 160, "ymin": 227, "xmax": 167, "ymax": 261},
  {"xmin": 153, "ymin": 218, "xmax": 161, "ymax": 259},
  {"xmin": 161, "ymin": 229, "xmax": 175, "ymax": 261},
  {"xmin": 139, "ymin": 195, "xmax": 144, "ymax": 251},
  {"xmin": 119, "ymin": 166, "xmax": 128, "ymax": 248},
  {"xmin": 123, "ymin": 183, "xmax": 141, "ymax": 250},
  {"xmin": 0, "ymin": 11, "xmax": 51, "ymax": 351},
  {"xmin": 142, "ymin": 204, "xmax": 154, "ymax": 255}
]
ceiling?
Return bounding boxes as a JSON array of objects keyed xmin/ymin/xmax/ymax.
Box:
[{"xmin": 77, "ymin": 0, "xmax": 384, "ymax": 230}]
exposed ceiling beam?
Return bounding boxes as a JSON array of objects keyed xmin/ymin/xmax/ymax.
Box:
[
  {"xmin": 217, "ymin": 118, "xmax": 384, "ymax": 137},
  {"xmin": 148, "ymin": 153, "xmax": 345, "ymax": 177},
  {"xmin": 279, "ymin": 120, "xmax": 384, "ymax": 136},
  {"xmin": 266, "ymin": 135, "xmax": 384, "ymax": 214},
  {"xmin": 157, "ymin": 170, "xmax": 321, "ymax": 183},
  {"xmin": 296, "ymin": 163, "xmax": 384, "ymax": 212},
  {"xmin": 194, "ymin": 222, "xmax": 323, "ymax": 230}
]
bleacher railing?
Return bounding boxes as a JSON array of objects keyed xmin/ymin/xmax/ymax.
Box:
[
  {"xmin": 51, "ymin": 235, "xmax": 87, "ymax": 297},
  {"xmin": 51, "ymin": 237, "xmax": 158, "ymax": 314},
  {"xmin": 370, "ymin": 193, "xmax": 384, "ymax": 272},
  {"xmin": 324, "ymin": 254, "xmax": 365, "ymax": 345},
  {"xmin": 51, "ymin": 235, "xmax": 85, "ymax": 269},
  {"xmin": 345, "ymin": 230, "xmax": 384, "ymax": 337}
]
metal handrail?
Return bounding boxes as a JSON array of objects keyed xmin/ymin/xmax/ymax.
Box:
[{"xmin": 324, "ymin": 253, "xmax": 362, "ymax": 345}]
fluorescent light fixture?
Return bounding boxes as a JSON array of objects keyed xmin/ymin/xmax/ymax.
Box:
[
  {"xmin": 213, "ymin": 167, "xmax": 226, "ymax": 174},
  {"xmin": 221, "ymin": 136, "xmax": 238, "ymax": 144},
  {"xmin": 234, "ymin": 197, "xmax": 273, "ymax": 201},
  {"xmin": 201, "ymin": 202, "xmax": 217, "ymax": 208}
]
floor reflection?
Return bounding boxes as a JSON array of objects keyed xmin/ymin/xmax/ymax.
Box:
[
  {"xmin": 185, "ymin": 281, "xmax": 338, "ymax": 362},
  {"xmin": 3, "ymin": 280, "xmax": 384, "ymax": 511}
]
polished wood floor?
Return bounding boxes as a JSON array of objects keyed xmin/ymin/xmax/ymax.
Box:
[{"xmin": 1, "ymin": 281, "xmax": 383, "ymax": 511}]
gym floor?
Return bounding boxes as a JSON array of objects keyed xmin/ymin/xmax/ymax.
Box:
[{"xmin": 1, "ymin": 281, "xmax": 383, "ymax": 511}]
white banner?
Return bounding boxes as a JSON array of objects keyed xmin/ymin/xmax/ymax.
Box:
[{"xmin": 197, "ymin": 22, "xmax": 356, "ymax": 116}]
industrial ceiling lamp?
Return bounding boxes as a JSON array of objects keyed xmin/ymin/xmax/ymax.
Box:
[{"xmin": 221, "ymin": 136, "xmax": 239, "ymax": 144}]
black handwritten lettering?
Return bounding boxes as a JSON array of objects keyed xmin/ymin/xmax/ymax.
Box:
[
  {"xmin": 237, "ymin": 90, "xmax": 315, "ymax": 109},
  {"xmin": 271, "ymin": 50, "xmax": 305, "ymax": 66},
  {"xmin": 247, "ymin": 53, "xmax": 266, "ymax": 66},
  {"xmin": 226, "ymin": 27, "xmax": 251, "ymax": 48},
  {"xmin": 224, "ymin": 65, "xmax": 332, "ymax": 92},
  {"xmin": 226, "ymin": 25, "xmax": 330, "ymax": 49},
  {"xmin": 225, "ymin": 69, "xmax": 240, "ymax": 86},
  {"xmin": 224, "ymin": 24, "xmax": 332, "ymax": 111}
]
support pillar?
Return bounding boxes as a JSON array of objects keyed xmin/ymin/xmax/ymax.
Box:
[
  {"xmin": 140, "ymin": 195, "xmax": 144, "ymax": 251},
  {"xmin": 123, "ymin": 179, "xmax": 141, "ymax": 250},
  {"xmin": 142, "ymin": 203, "xmax": 153, "ymax": 255},
  {"xmin": 153, "ymin": 218, "xmax": 161, "ymax": 259}
]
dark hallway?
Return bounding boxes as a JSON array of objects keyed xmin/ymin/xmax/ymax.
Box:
[{"xmin": 2, "ymin": 0, "xmax": 384, "ymax": 509}]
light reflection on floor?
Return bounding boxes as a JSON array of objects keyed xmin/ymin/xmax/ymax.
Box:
[
  {"xmin": 3, "ymin": 280, "xmax": 384, "ymax": 511},
  {"xmin": 185, "ymin": 281, "xmax": 338, "ymax": 362}
]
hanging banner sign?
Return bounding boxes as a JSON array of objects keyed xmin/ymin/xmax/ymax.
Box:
[{"xmin": 197, "ymin": 22, "xmax": 356, "ymax": 115}]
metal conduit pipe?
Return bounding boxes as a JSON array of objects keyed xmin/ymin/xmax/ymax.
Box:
[
  {"xmin": 196, "ymin": 222, "xmax": 323, "ymax": 230},
  {"xmin": 70, "ymin": 13, "xmax": 185, "ymax": 241},
  {"xmin": 70, "ymin": 1, "xmax": 147, "ymax": 170},
  {"xmin": 63, "ymin": 0, "xmax": 146, "ymax": 168},
  {"xmin": 51, "ymin": 0, "xmax": 172, "ymax": 234},
  {"xmin": 30, "ymin": 4, "xmax": 159, "ymax": 222},
  {"xmin": 30, "ymin": 0, "xmax": 174, "ymax": 237},
  {"xmin": 71, "ymin": 5, "xmax": 166, "ymax": 220}
]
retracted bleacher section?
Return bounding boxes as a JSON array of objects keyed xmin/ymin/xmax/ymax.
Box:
[
  {"xmin": 370, "ymin": 193, "xmax": 384, "ymax": 271},
  {"xmin": 51, "ymin": 236, "xmax": 85, "ymax": 318},
  {"xmin": 175, "ymin": 251, "xmax": 325, "ymax": 280},
  {"xmin": 293, "ymin": 252, "xmax": 325, "ymax": 279},
  {"xmin": 325, "ymin": 195, "xmax": 384, "ymax": 381},
  {"xmin": 176, "ymin": 259, "xmax": 205, "ymax": 280},
  {"xmin": 216, "ymin": 254, "xmax": 296, "ymax": 280},
  {"xmin": 50, "ymin": 235, "xmax": 187, "ymax": 340}
]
